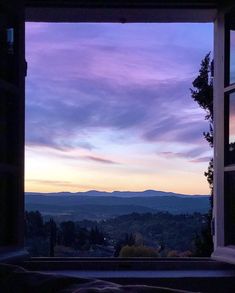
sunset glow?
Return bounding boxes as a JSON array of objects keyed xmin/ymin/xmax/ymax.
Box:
[{"xmin": 25, "ymin": 23, "xmax": 213, "ymax": 195}]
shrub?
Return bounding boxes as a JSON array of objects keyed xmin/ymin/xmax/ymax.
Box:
[
  {"xmin": 119, "ymin": 245, "xmax": 158, "ymax": 257},
  {"xmin": 167, "ymin": 250, "xmax": 179, "ymax": 257}
]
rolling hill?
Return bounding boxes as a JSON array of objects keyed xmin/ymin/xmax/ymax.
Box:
[{"xmin": 25, "ymin": 190, "xmax": 210, "ymax": 221}]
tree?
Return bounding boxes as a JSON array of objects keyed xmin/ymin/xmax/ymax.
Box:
[
  {"xmin": 90, "ymin": 226, "xmax": 105, "ymax": 245},
  {"xmin": 44, "ymin": 218, "xmax": 57, "ymax": 257},
  {"xmin": 25, "ymin": 211, "xmax": 49, "ymax": 256},
  {"xmin": 191, "ymin": 52, "xmax": 213, "ymax": 147},
  {"xmin": 25, "ymin": 210, "xmax": 45, "ymax": 238},
  {"xmin": 190, "ymin": 53, "xmax": 214, "ymax": 256},
  {"xmin": 60, "ymin": 221, "xmax": 76, "ymax": 247}
]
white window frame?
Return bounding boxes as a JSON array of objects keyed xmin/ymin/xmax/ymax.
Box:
[{"xmin": 212, "ymin": 5, "xmax": 235, "ymax": 264}]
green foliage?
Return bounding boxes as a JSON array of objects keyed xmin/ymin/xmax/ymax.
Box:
[
  {"xmin": 190, "ymin": 52, "xmax": 213, "ymax": 147},
  {"xmin": 167, "ymin": 250, "xmax": 180, "ymax": 257},
  {"xmin": 59, "ymin": 221, "xmax": 76, "ymax": 247},
  {"xmin": 25, "ymin": 210, "xmax": 206, "ymax": 257},
  {"xmin": 193, "ymin": 214, "xmax": 213, "ymax": 257},
  {"xmin": 25, "ymin": 210, "xmax": 45, "ymax": 238},
  {"xmin": 25, "ymin": 211, "xmax": 49, "ymax": 256},
  {"xmin": 90, "ymin": 226, "xmax": 105, "ymax": 245},
  {"xmin": 114, "ymin": 233, "xmax": 135, "ymax": 257},
  {"xmin": 25, "ymin": 211, "xmax": 107, "ymax": 256},
  {"xmin": 101, "ymin": 212, "xmax": 205, "ymax": 253},
  {"xmin": 190, "ymin": 53, "xmax": 214, "ymax": 257},
  {"xmin": 119, "ymin": 245, "xmax": 158, "ymax": 257}
]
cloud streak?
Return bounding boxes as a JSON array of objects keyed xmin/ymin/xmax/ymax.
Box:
[
  {"xmin": 83, "ymin": 155, "xmax": 119, "ymax": 164},
  {"xmin": 190, "ymin": 157, "xmax": 212, "ymax": 163},
  {"xmin": 26, "ymin": 179, "xmax": 99, "ymax": 190},
  {"xmin": 159, "ymin": 146, "xmax": 212, "ymax": 163}
]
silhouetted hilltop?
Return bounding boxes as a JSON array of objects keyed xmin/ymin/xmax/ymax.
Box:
[
  {"xmin": 25, "ymin": 190, "xmax": 210, "ymax": 221},
  {"xmin": 26, "ymin": 189, "xmax": 208, "ymax": 198}
]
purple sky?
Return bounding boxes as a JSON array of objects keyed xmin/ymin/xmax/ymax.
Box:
[{"xmin": 25, "ymin": 23, "xmax": 213, "ymax": 194}]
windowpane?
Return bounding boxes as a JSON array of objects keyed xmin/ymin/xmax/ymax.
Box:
[
  {"xmin": 225, "ymin": 92, "xmax": 235, "ymax": 164},
  {"xmin": 225, "ymin": 171, "xmax": 235, "ymax": 245},
  {"xmin": 230, "ymin": 30, "xmax": 235, "ymax": 84},
  {"xmin": 226, "ymin": 9, "xmax": 235, "ymax": 85}
]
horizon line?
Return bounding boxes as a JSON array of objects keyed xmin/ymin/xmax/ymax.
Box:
[{"xmin": 25, "ymin": 189, "xmax": 210, "ymax": 196}]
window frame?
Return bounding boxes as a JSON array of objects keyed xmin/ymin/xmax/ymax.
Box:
[
  {"xmin": 2, "ymin": 1, "xmax": 235, "ymax": 267},
  {"xmin": 212, "ymin": 6, "xmax": 235, "ymax": 264},
  {"xmin": 0, "ymin": 0, "xmax": 25, "ymax": 257}
]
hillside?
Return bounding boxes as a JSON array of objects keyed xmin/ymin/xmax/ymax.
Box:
[{"xmin": 25, "ymin": 190, "xmax": 210, "ymax": 221}]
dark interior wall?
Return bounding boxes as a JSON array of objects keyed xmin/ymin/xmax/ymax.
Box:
[{"xmin": 0, "ymin": 0, "xmax": 25, "ymax": 249}]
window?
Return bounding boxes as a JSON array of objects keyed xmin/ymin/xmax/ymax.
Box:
[
  {"xmin": 1, "ymin": 0, "xmax": 235, "ymax": 267},
  {"xmin": 224, "ymin": 10, "xmax": 235, "ymax": 247},
  {"xmin": 213, "ymin": 6, "xmax": 235, "ymax": 264}
]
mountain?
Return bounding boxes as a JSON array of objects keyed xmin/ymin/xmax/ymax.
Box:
[
  {"xmin": 25, "ymin": 190, "xmax": 210, "ymax": 221},
  {"xmin": 26, "ymin": 189, "xmax": 208, "ymax": 198}
]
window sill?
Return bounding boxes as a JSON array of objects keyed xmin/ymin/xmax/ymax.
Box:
[
  {"xmin": 212, "ymin": 246, "xmax": 235, "ymax": 265},
  {"xmin": 0, "ymin": 248, "xmax": 29, "ymax": 264},
  {"xmin": 22, "ymin": 258, "xmax": 235, "ymax": 292},
  {"xmin": 23, "ymin": 257, "xmax": 234, "ymax": 271}
]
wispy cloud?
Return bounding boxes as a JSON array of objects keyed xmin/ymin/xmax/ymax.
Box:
[
  {"xmin": 159, "ymin": 146, "xmax": 210, "ymax": 160},
  {"xmin": 83, "ymin": 155, "xmax": 119, "ymax": 164},
  {"xmin": 190, "ymin": 157, "xmax": 212, "ymax": 163},
  {"xmin": 26, "ymin": 23, "xmax": 212, "ymax": 154},
  {"xmin": 26, "ymin": 179, "xmax": 98, "ymax": 191}
]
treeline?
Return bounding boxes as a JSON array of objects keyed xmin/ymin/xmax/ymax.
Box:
[
  {"xmin": 25, "ymin": 210, "xmax": 209, "ymax": 257},
  {"xmin": 25, "ymin": 211, "xmax": 106, "ymax": 256},
  {"xmin": 97, "ymin": 212, "xmax": 207, "ymax": 252}
]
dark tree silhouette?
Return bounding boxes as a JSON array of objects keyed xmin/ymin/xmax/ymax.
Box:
[
  {"xmin": 190, "ymin": 53, "xmax": 213, "ymax": 256},
  {"xmin": 49, "ymin": 218, "xmax": 57, "ymax": 257},
  {"xmin": 25, "ymin": 211, "xmax": 45, "ymax": 238},
  {"xmin": 191, "ymin": 52, "xmax": 213, "ymax": 147},
  {"xmin": 60, "ymin": 221, "xmax": 76, "ymax": 247},
  {"xmin": 90, "ymin": 226, "xmax": 105, "ymax": 245}
]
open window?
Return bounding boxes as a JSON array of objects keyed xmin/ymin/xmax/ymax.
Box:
[
  {"xmin": 212, "ymin": 5, "xmax": 235, "ymax": 264},
  {"xmin": 1, "ymin": 0, "xmax": 235, "ymax": 266}
]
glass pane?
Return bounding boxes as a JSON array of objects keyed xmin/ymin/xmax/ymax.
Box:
[
  {"xmin": 230, "ymin": 30, "xmax": 235, "ymax": 84},
  {"xmin": 0, "ymin": 90, "xmax": 20, "ymax": 165},
  {"xmin": 0, "ymin": 173, "xmax": 19, "ymax": 246},
  {"xmin": 225, "ymin": 92, "xmax": 235, "ymax": 164},
  {"xmin": 225, "ymin": 171, "xmax": 235, "ymax": 245},
  {"xmin": 226, "ymin": 9, "xmax": 235, "ymax": 85}
]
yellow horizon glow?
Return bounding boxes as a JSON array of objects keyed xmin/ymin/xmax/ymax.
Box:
[{"xmin": 25, "ymin": 146, "xmax": 210, "ymax": 195}]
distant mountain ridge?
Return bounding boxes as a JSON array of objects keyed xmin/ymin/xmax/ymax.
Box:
[
  {"xmin": 26, "ymin": 189, "xmax": 209, "ymax": 198},
  {"xmin": 25, "ymin": 190, "xmax": 210, "ymax": 221}
]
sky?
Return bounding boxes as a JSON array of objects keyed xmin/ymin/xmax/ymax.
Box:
[{"xmin": 25, "ymin": 22, "xmax": 213, "ymax": 195}]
